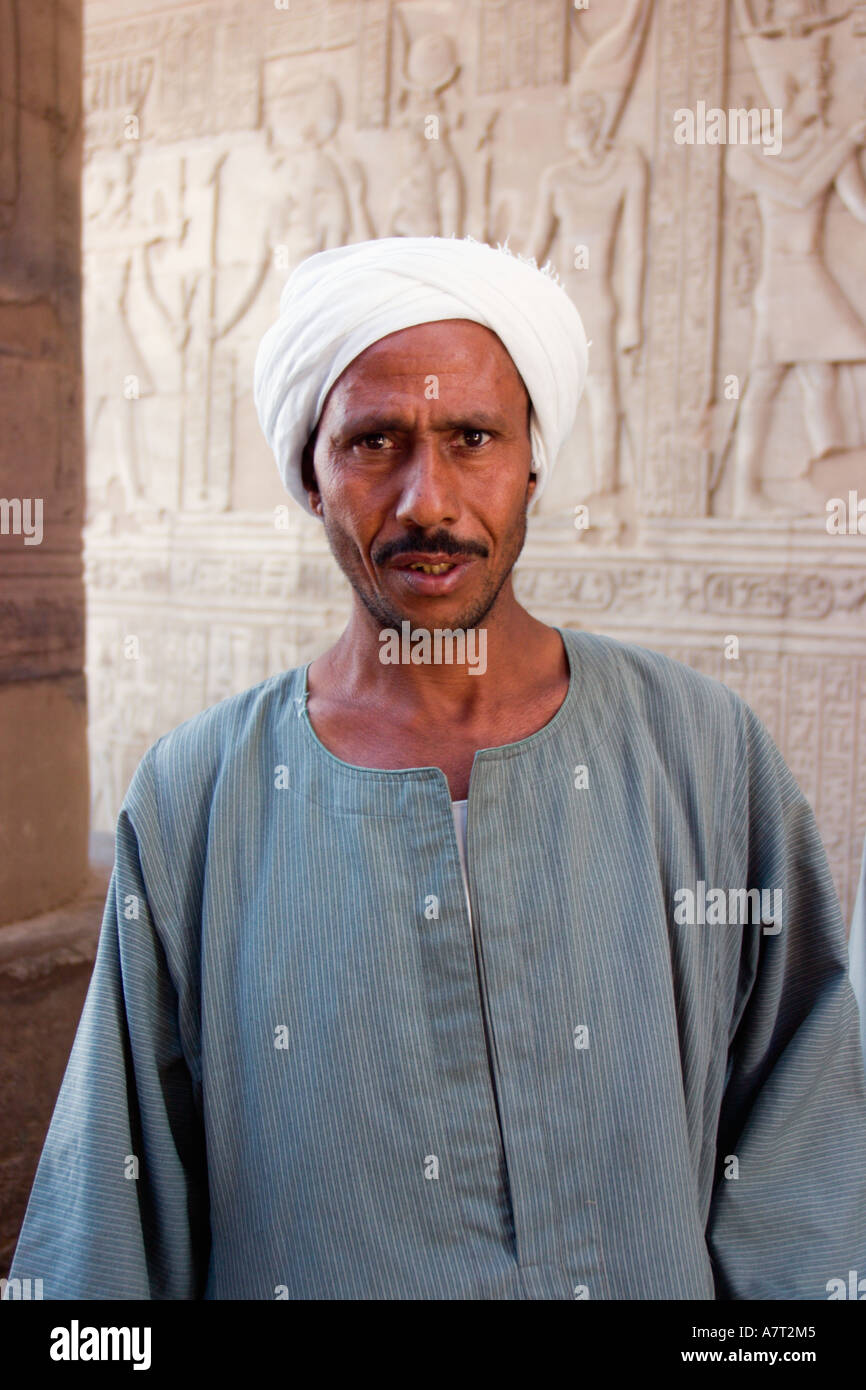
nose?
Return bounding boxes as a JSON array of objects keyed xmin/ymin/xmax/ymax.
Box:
[{"xmin": 394, "ymin": 435, "xmax": 460, "ymax": 530}]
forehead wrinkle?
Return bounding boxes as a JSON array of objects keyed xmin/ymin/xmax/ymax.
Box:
[
  {"xmin": 336, "ymin": 407, "xmax": 512, "ymax": 435},
  {"xmin": 316, "ymin": 325, "xmax": 533, "ymax": 447}
]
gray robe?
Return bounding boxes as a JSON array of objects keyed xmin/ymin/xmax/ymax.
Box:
[{"xmin": 6, "ymin": 629, "xmax": 866, "ymax": 1299}]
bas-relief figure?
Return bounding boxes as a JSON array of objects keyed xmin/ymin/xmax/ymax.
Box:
[
  {"xmin": 78, "ymin": 0, "xmax": 866, "ymax": 914},
  {"xmin": 219, "ymin": 61, "xmax": 382, "ymax": 502},
  {"xmin": 83, "ymin": 147, "xmax": 158, "ymax": 519},
  {"xmin": 84, "ymin": 55, "xmax": 366, "ymax": 517},
  {"xmin": 387, "ymin": 29, "xmax": 464, "ymax": 237},
  {"xmin": 218, "ymin": 65, "xmax": 371, "ymax": 506},
  {"xmin": 220, "ymin": 65, "xmax": 356, "ymax": 358},
  {"xmin": 722, "ymin": 0, "xmax": 866, "ymax": 518},
  {"xmin": 526, "ymin": 85, "xmax": 646, "ymax": 502},
  {"xmin": 525, "ymin": 0, "xmax": 651, "ymax": 512},
  {"xmin": 144, "ymin": 70, "xmax": 356, "ymax": 513}
]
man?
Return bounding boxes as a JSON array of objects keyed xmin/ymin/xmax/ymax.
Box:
[
  {"xmin": 850, "ymin": 834, "xmax": 866, "ymax": 1073},
  {"xmin": 6, "ymin": 236, "xmax": 866, "ymax": 1300}
]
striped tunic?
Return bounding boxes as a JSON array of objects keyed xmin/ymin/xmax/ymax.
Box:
[{"xmin": 7, "ymin": 628, "xmax": 866, "ymax": 1299}]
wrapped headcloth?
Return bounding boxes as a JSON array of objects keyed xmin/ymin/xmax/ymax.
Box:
[{"xmin": 253, "ymin": 235, "xmax": 589, "ymax": 518}]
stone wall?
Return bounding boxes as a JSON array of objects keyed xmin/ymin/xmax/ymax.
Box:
[
  {"xmin": 81, "ymin": 0, "xmax": 866, "ymax": 916},
  {"xmin": 1, "ymin": 0, "xmax": 89, "ymax": 924}
]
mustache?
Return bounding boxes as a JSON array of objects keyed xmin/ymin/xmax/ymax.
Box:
[{"xmin": 376, "ymin": 535, "xmax": 489, "ymax": 564}]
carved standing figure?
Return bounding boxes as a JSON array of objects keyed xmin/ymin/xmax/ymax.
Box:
[
  {"xmin": 725, "ymin": 0, "xmax": 866, "ymax": 515},
  {"xmin": 388, "ymin": 31, "xmax": 464, "ymax": 238},
  {"xmin": 526, "ymin": 0, "xmax": 652, "ymax": 500}
]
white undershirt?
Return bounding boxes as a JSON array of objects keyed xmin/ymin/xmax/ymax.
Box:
[{"xmin": 451, "ymin": 799, "xmax": 473, "ymax": 935}]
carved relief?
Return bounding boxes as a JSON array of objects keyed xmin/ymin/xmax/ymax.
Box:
[
  {"xmin": 388, "ymin": 29, "xmax": 464, "ymax": 237},
  {"xmin": 85, "ymin": 48, "xmax": 154, "ymax": 148},
  {"xmin": 83, "ymin": 147, "xmax": 157, "ymax": 515},
  {"xmin": 527, "ymin": 106, "xmax": 646, "ymax": 500},
  {"xmin": 526, "ymin": 0, "xmax": 651, "ymax": 511},
  {"xmin": 719, "ymin": 0, "xmax": 866, "ymax": 518},
  {"xmin": 476, "ymin": 0, "xmax": 568, "ymax": 94},
  {"xmin": 639, "ymin": 0, "xmax": 727, "ymax": 519},
  {"xmin": 78, "ymin": 0, "xmax": 866, "ymax": 919}
]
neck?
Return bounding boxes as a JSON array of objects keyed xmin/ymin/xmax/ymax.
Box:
[{"xmin": 313, "ymin": 586, "xmax": 556, "ymax": 724}]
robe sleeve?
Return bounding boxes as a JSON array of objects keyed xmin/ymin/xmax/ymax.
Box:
[
  {"xmin": 706, "ymin": 699, "xmax": 866, "ymax": 1299},
  {"xmin": 847, "ymin": 834, "xmax": 866, "ymax": 1074},
  {"xmin": 3, "ymin": 748, "xmax": 209, "ymax": 1300}
]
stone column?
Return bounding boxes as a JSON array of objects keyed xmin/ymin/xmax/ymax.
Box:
[
  {"xmin": 0, "ymin": 0, "xmax": 89, "ymax": 924},
  {"xmin": 0, "ymin": 0, "xmax": 107, "ymax": 1279}
]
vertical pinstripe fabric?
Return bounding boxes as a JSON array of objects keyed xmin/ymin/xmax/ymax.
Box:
[
  {"xmin": 848, "ymin": 835, "xmax": 866, "ymax": 1071},
  {"xmin": 6, "ymin": 627, "xmax": 866, "ymax": 1300}
]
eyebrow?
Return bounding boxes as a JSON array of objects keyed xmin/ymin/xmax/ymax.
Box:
[{"xmin": 335, "ymin": 411, "xmax": 509, "ymax": 438}]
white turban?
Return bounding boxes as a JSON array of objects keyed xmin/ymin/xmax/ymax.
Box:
[{"xmin": 253, "ymin": 235, "xmax": 589, "ymax": 518}]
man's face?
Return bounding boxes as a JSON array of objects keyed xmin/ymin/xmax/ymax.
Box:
[{"xmin": 304, "ymin": 319, "xmax": 535, "ymax": 633}]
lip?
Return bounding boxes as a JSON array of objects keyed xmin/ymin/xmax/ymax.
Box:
[{"xmin": 388, "ymin": 556, "xmax": 474, "ymax": 596}]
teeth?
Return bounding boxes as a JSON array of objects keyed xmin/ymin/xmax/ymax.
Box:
[{"xmin": 408, "ymin": 562, "xmax": 454, "ymax": 574}]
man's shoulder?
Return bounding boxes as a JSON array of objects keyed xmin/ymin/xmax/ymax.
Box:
[
  {"xmin": 562, "ymin": 628, "xmax": 747, "ymax": 737},
  {"xmin": 127, "ymin": 664, "xmax": 305, "ymax": 811}
]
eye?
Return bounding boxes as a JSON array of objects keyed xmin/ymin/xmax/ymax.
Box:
[
  {"xmin": 460, "ymin": 429, "xmax": 491, "ymax": 447},
  {"xmin": 357, "ymin": 433, "xmax": 390, "ymax": 450}
]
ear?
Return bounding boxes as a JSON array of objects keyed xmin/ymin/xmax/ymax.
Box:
[{"xmin": 301, "ymin": 434, "xmax": 323, "ymax": 517}]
